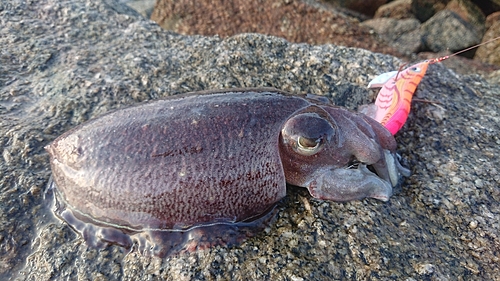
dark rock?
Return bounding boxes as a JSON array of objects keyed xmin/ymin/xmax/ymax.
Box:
[
  {"xmin": 412, "ymin": 0, "xmax": 450, "ymax": 22},
  {"xmin": 421, "ymin": 9, "xmax": 483, "ymax": 52},
  {"xmin": 473, "ymin": 0, "xmax": 500, "ymax": 16},
  {"xmin": 446, "ymin": 0, "xmax": 486, "ymax": 35},
  {"xmin": 411, "ymin": 0, "xmax": 496, "ymax": 23},
  {"xmin": 362, "ymin": 18, "xmax": 422, "ymax": 55}
]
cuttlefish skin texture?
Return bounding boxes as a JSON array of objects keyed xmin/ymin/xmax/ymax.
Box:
[{"xmin": 46, "ymin": 88, "xmax": 408, "ymax": 257}]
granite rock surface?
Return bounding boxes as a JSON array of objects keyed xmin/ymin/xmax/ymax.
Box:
[{"xmin": 1, "ymin": 0, "xmax": 499, "ymax": 280}]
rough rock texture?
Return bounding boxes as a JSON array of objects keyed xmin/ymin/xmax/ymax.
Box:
[
  {"xmin": 445, "ymin": 0, "xmax": 486, "ymax": 35},
  {"xmin": 418, "ymin": 51, "xmax": 500, "ymax": 78},
  {"xmin": 475, "ymin": 11, "xmax": 500, "ymax": 66},
  {"xmin": 421, "ymin": 9, "xmax": 483, "ymax": 52},
  {"xmin": 488, "ymin": 69, "xmax": 500, "ymax": 84},
  {"xmin": 1, "ymin": 0, "xmax": 500, "ymax": 280},
  {"xmin": 150, "ymin": 0, "xmax": 496, "ymax": 71},
  {"xmin": 485, "ymin": 10, "xmax": 500, "ymax": 29},
  {"xmin": 373, "ymin": 0, "xmax": 414, "ymax": 19},
  {"xmin": 361, "ymin": 18, "xmax": 422, "ymax": 55},
  {"xmin": 411, "ymin": 0, "xmax": 450, "ymax": 22},
  {"xmin": 150, "ymin": 0, "xmax": 401, "ymax": 56},
  {"xmin": 325, "ymin": 0, "xmax": 388, "ymax": 16},
  {"xmin": 369, "ymin": 0, "xmax": 495, "ymax": 58},
  {"xmin": 121, "ymin": 0, "xmax": 156, "ymax": 18}
]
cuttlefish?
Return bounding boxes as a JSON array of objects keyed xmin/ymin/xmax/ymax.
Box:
[{"xmin": 46, "ymin": 88, "xmax": 409, "ymax": 257}]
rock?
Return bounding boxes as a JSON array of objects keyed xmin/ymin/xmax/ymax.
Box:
[
  {"xmin": 474, "ymin": 0, "xmax": 500, "ymax": 15},
  {"xmin": 150, "ymin": 0, "xmax": 400, "ymax": 56},
  {"xmin": 474, "ymin": 13, "xmax": 500, "ymax": 66},
  {"xmin": 487, "ymin": 69, "xmax": 500, "ymax": 84},
  {"xmin": 374, "ymin": 0, "xmax": 414, "ymax": 19},
  {"xmin": 326, "ymin": 0, "xmax": 388, "ymax": 16},
  {"xmin": 421, "ymin": 9, "xmax": 483, "ymax": 52},
  {"xmin": 122, "ymin": 0, "xmax": 156, "ymax": 18},
  {"xmin": 2, "ymin": 0, "xmax": 500, "ymax": 280},
  {"xmin": 446, "ymin": 0, "xmax": 486, "ymax": 35},
  {"xmin": 411, "ymin": 0, "xmax": 450, "ymax": 22},
  {"xmin": 362, "ymin": 18, "xmax": 422, "ymax": 55},
  {"xmin": 485, "ymin": 10, "xmax": 500, "ymax": 29}
]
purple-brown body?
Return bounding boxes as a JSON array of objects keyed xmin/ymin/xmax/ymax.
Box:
[{"xmin": 46, "ymin": 88, "xmax": 409, "ymax": 256}]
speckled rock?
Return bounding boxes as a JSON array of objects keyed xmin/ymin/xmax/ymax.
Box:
[
  {"xmin": 445, "ymin": 0, "xmax": 486, "ymax": 35},
  {"xmin": 121, "ymin": 0, "xmax": 156, "ymax": 18},
  {"xmin": 487, "ymin": 69, "xmax": 500, "ymax": 83},
  {"xmin": 418, "ymin": 0, "xmax": 487, "ymax": 53},
  {"xmin": 361, "ymin": 18, "xmax": 422, "ymax": 55},
  {"xmin": 1, "ymin": 0, "xmax": 500, "ymax": 280},
  {"xmin": 421, "ymin": 9, "xmax": 483, "ymax": 52}
]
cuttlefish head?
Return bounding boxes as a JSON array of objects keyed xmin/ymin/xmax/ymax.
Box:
[{"xmin": 279, "ymin": 104, "xmax": 410, "ymax": 202}]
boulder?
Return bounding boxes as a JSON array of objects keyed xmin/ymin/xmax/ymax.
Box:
[
  {"xmin": 411, "ymin": 0, "xmax": 450, "ymax": 22},
  {"xmin": 149, "ymin": 0, "xmax": 400, "ymax": 56},
  {"xmin": 362, "ymin": 17, "xmax": 422, "ymax": 55},
  {"xmin": 326, "ymin": 0, "xmax": 388, "ymax": 16},
  {"xmin": 446, "ymin": 0, "xmax": 486, "ymax": 35},
  {"xmin": 421, "ymin": 9, "xmax": 483, "ymax": 52},
  {"xmin": 1, "ymin": 0, "xmax": 500, "ymax": 280},
  {"xmin": 374, "ymin": 0, "xmax": 414, "ymax": 19},
  {"xmin": 474, "ymin": 12, "xmax": 500, "ymax": 66}
]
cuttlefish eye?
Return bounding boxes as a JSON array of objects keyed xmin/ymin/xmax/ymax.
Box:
[
  {"xmin": 297, "ymin": 135, "xmax": 320, "ymax": 151},
  {"xmin": 282, "ymin": 112, "xmax": 336, "ymax": 156}
]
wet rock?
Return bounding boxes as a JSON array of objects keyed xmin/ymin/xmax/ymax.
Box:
[
  {"xmin": 421, "ymin": 9, "xmax": 483, "ymax": 52},
  {"xmin": 362, "ymin": 18, "xmax": 422, "ymax": 55},
  {"xmin": 2, "ymin": 0, "xmax": 500, "ymax": 280},
  {"xmin": 374, "ymin": 0, "xmax": 414, "ymax": 19},
  {"xmin": 150, "ymin": 0, "xmax": 399, "ymax": 56}
]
